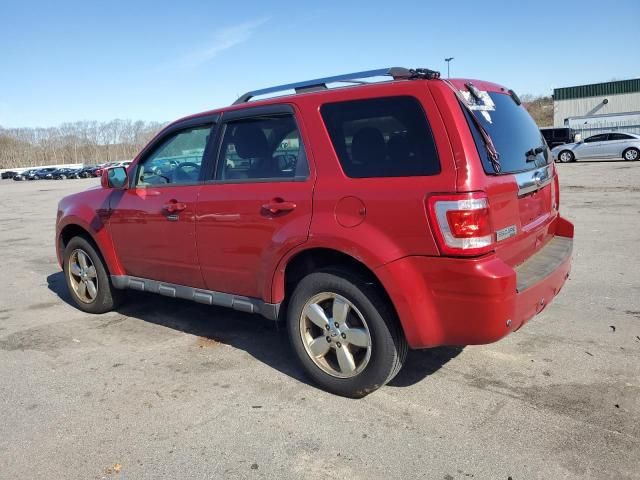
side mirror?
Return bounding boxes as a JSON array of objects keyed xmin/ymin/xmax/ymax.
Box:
[{"xmin": 101, "ymin": 166, "xmax": 128, "ymax": 189}]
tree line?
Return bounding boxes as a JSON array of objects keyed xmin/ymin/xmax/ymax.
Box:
[
  {"xmin": 0, "ymin": 119, "xmax": 165, "ymax": 169},
  {"xmin": 521, "ymin": 95, "xmax": 553, "ymax": 128}
]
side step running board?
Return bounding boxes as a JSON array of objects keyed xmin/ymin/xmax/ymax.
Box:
[{"xmin": 110, "ymin": 275, "xmax": 280, "ymax": 321}]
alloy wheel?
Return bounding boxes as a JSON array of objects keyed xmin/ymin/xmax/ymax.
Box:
[
  {"xmin": 559, "ymin": 151, "xmax": 573, "ymax": 163},
  {"xmin": 68, "ymin": 249, "xmax": 98, "ymax": 303},
  {"xmin": 299, "ymin": 292, "xmax": 372, "ymax": 378}
]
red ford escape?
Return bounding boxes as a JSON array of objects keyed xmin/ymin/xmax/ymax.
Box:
[{"xmin": 56, "ymin": 67, "xmax": 574, "ymax": 397}]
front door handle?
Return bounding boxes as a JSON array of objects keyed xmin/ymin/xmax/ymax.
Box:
[
  {"xmin": 262, "ymin": 198, "xmax": 297, "ymax": 214},
  {"xmin": 164, "ymin": 200, "xmax": 187, "ymax": 214}
]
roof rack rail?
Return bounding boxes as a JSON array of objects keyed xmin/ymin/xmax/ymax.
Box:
[{"xmin": 232, "ymin": 66, "xmax": 440, "ymax": 105}]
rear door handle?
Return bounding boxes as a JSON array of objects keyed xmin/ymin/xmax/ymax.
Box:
[
  {"xmin": 262, "ymin": 198, "xmax": 297, "ymax": 214},
  {"xmin": 164, "ymin": 200, "xmax": 187, "ymax": 213}
]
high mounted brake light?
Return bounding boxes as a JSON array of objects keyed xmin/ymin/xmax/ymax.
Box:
[{"xmin": 427, "ymin": 192, "xmax": 495, "ymax": 256}]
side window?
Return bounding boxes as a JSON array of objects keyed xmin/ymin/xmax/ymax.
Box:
[
  {"xmin": 135, "ymin": 126, "xmax": 212, "ymax": 187},
  {"xmin": 609, "ymin": 133, "xmax": 632, "ymax": 141},
  {"xmin": 320, "ymin": 96, "xmax": 440, "ymax": 178},
  {"xmin": 216, "ymin": 115, "xmax": 309, "ymax": 181},
  {"xmin": 584, "ymin": 134, "xmax": 606, "ymax": 143}
]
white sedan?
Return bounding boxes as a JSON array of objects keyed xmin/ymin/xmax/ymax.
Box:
[{"xmin": 551, "ymin": 132, "xmax": 640, "ymax": 162}]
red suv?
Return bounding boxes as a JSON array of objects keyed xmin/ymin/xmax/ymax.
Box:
[{"xmin": 56, "ymin": 67, "xmax": 574, "ymax": 397}]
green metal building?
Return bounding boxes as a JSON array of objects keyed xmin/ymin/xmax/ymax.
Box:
[{"xmin": 553, "ymin": 78, "xmax": 640, "ymax": 131}]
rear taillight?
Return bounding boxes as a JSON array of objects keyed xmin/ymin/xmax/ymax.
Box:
[
  {"xmin": 427, "ymin": 192, "xmax": 494, "ymax": 256},
  {"xmin": 553, "ymin": 171, "xmax": 560, "ymax": 211}
]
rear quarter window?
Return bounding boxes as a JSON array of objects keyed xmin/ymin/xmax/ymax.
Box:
[{"xmin": 320, "ymin": 96, "xmax": 440, "ymax": 178}]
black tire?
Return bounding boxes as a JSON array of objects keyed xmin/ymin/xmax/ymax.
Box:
[
  {"xmin": 287, "ymin": 268, "xmax": 407, "ymax": 398},
  {"xmin": 623, "ymin": 147, "xmax": 639, "ymax": 161},
  {"xmin": 558, "ymin": 150, "xmax": 575, "ymax": 163},
  {"xmin": 62, "ymin": 236, "xmax": 124, "ymax": 314}
]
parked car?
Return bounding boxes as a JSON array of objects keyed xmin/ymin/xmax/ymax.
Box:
[
  {"xmin": 94, "ymin": 161, "xmax": 130, "ymax": 177},
  {"xmin": 29, "ymin": 167, "xmax": 58, "ymax": 180},
  {"xmin": 1, "ymin": 170, "xmax": 19, "ymax": 179},
  {"xmin": 56, "ymin": 67, "xmax": 574, "ymax": 397},
  {"xmin": 540, "ymin": 127, "xmax": 577, "ymax": 149},
  {"xmin": 77, "ymin": 166, "xmax": 97, "ymax": 178},
  {"xmin": 552, "ymin": 132, "xmax": 640, "ymax": 162},
  {"xmin": 114, "ymin": 160, "xmax": 132, "ymax": 169},
  {"xmin": 46, "ymin": 168, "xmax": 82, "ymax": 180},
  {"xmin": 13, "ymin": 169, "xmax": 38, "ymax": 181},
  {"xmin": 92, "ymin": 163, "xmax": 112, "ymax": 177}
]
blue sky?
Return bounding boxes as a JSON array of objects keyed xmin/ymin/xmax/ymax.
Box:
[{"xmin": 1, "ymin": 0, "xmax": 638, "ymax": 127}]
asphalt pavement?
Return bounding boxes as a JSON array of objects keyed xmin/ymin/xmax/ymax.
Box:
[{"xmin": 0, "ymin": 160, "xmax": 638, "ymax": 479}]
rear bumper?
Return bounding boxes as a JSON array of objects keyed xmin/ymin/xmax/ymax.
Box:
[{"xmin": 375, "ymin": 216, "xmax": 574, "ymax": 349}]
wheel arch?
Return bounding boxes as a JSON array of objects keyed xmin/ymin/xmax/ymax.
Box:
[
  {"xmin": 273, "ymin": 247, "xmax": 406, "ymax": 338},
  {"xmin": 622, "ymin": 146, "xmax": 639, "ymax": 160},
  {"xmin": 57, "ymin": 218, "xmax": 125, "ymax": 276},
  {"xmin": 558, "ymin": 149, "xmax": 575, "ymax": 162},
  {"xmin": 59, "ymin": 223, "xmax": 94, "ymax": 252}
]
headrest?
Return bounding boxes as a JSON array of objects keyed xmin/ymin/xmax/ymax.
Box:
[
  {"xmin": 232, "ymin": 123, "xmax": 269, "ymax": 159},
  {"xmin": 351, "ymin": 127, "xmax": 386, "ymax": 165}
]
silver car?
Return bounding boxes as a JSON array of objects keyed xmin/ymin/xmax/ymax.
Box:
[{"xmin": 551, "ymin": 132, "xmax": 640, "ymax": 162}]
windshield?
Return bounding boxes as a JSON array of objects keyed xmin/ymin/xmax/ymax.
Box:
[{"xmin": 465, "ymin": 91, "xmax": 550, "ymax": 174}]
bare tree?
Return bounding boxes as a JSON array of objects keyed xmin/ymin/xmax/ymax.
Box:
[{"xmin": 0, "ymin": 120, "xmax": 165, "ymax": 168}]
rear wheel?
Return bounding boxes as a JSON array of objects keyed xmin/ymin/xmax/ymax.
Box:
[
  {"xmin": 63, "ymin": 236, "xmax": 123, "ymax": 314},
  {"xmin": 558, "ymin": 150, "xmax": 575, "ymax": 163},
  {"xmin": 623, "ymin": 147, "xmax": 639, "ymax": 161},
  {"xmin": 287, "ymin": 268, "xmax": 407, "ymax": 398}
]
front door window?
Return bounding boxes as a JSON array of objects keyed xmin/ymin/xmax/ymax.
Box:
[{"xmin": 135, "ymin": 126, "xmax": 211, "ymax": 186}]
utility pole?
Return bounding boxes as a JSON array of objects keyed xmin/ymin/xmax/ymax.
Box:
[{"xmin": 444, "ymin": 57, "xmax": 454, "ymax": 78}]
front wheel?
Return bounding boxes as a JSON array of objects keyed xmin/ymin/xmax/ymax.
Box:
[
  {"xmin": 287, "ymin": 268, "xmax": 407, "ymax": 398},
  {"xmin": 623, "ymin": 147, "xmax": 639, "ymax": 161},
  {"xmin": 63, "ymin": 236, "xmax": 124, "ymax": 314},
  {"xmin": 558, "ymin": 150, "xmax": 575, "ymax": 163}
]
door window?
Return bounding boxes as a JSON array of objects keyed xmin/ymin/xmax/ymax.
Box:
[
  {"xmin": 584, "ymin": 134, "xmax": 607, "ymax": 143},
  {"xmin": 215, "ymin": 115, "xmax": 309, "ymax": 181},
  {"xmin": 135, "ymin": 126, "xmax": 212, "ymax": 186}
]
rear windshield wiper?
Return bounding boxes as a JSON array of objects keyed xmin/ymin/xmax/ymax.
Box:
[
  {"xmin": 443, "ymin": 80, "xmax": 502, "ymax": 173},
  {"xmin": 525, "ymin": 145, "xmax": 546, "ymax": 161}
]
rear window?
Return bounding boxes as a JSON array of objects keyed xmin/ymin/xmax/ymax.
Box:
[
  {"xmin": 609, "ymin": 133, "xmax": 633, "ymax": 140},
  {"xmin": 320, "ymin": 96, "xmax": 440, "ymax": 178},
  {"xmin": 466, "ymin": 92, "xmax": 550, "ymax": 174}
]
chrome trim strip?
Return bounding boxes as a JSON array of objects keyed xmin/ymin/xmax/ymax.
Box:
[
  {"xmin": 110, "ymin": 275, "xmax": 280, "ymax": 321},
  {"xmin": 514, "ymin": 165, "xmax": 553, "ymax": 196}
]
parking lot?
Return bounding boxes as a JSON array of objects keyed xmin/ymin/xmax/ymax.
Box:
[{"xmin": 0, "ymin": 161, "xmax": 639, "ymax": 479}]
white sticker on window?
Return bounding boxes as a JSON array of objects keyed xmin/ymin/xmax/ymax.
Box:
[
  {"xmin": 460, "ymin": 90, "xmax": 496, "ymax": 111},
  {"xmin": 460, "ymin": 90, "xmax": 495, "ymax": 124}
]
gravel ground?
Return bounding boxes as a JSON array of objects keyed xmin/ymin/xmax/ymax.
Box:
[{"xmin": 0, "ymin": 161, "xmax": 638, "ymax": 480}]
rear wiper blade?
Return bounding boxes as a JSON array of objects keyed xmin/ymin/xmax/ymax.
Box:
[
  {"xmin": 443, "ymin": 80, "xmax": 502, "ymax": 173},
  {"xmin": 525, "ymin": 145, "xmax": 546, "ymax": 161}
]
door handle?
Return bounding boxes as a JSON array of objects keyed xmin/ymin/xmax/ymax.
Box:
[
  {"xmin": 262, "ymin": 198, "xmax": 297, "ymax": 214},
  {"xmin": 164, "ymin": 200, "xmax": 187, "ymax": 213}
]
